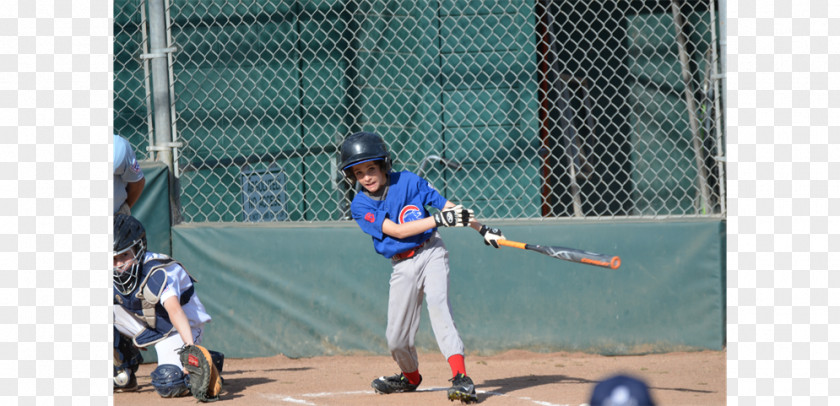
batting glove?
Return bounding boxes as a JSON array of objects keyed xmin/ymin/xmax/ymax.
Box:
[
  {"xmin": 479, "ymin": 225, "xmax": 505, "ymax": 248},
  {"xmin": 434, "ymin": 205, "xmax": 473, "ymax": 227}
]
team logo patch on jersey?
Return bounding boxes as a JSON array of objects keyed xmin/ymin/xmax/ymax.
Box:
[
  {"xmin": 365, "ymin": 212, "xmax": 375, "ymax": 223},
  {"xmin": 398, "ymin": 205, "xmax": 423, "ymax": 224},
  {"xmin": 130, "ymin": 159, "xmax": 141, "ymax": 173}
]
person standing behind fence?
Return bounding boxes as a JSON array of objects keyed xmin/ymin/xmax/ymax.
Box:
[{"xmin": 114, "ymin": 134, "xmax": 145, "ymax": 215}]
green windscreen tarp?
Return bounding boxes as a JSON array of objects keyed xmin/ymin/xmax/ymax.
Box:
[
  {"xmin": 172, "ymin": 219, "xmax": 724, "ymax": 358},
  {"xmin": 131, "ymin": 161, "xmax": 171, "ymax": 256}
]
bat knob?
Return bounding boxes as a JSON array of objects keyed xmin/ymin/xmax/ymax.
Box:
[{"xmin": 610, "ymin": 257, "xmax": 621, "ymax": 269}]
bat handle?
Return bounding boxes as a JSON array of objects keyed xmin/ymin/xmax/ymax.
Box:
[{"xmin": 496, "ymin": 239, "xmax": 526, "ymax": 249}]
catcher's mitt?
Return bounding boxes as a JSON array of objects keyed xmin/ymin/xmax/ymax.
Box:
[{"xmin": 178, "ymin": 344, "xmax": 222, "ymax": 402}]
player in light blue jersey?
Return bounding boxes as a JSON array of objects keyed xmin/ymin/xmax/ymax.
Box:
[{"xmin": 113, "ymin": 134, "xmax": 145, "ymax": 214}]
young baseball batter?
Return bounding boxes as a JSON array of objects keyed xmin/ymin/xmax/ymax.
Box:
[
  {"xmin": 339, "ymin": 132, "xmax": 505, "ymax": 404},
  {"xmin": 112, "ymin": 213, "xmax": 223, "ymax": 398}
]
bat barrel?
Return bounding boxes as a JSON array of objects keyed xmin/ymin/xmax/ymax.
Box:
[
  {"xmin": 579, "ymin": 255, "xmax": 621, "ymax": 269},
  {"xmin": 499, "ymin": 239, "xmax": 621, "ymax": 270}
]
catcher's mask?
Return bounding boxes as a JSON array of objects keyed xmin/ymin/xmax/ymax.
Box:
[
  {"xmin": 338, "ymin": 132, "xmax": 391, "ymax": 184},
  {"xmin": 113, "ymin": 214, "xmax": 147, "ymax": 295}
]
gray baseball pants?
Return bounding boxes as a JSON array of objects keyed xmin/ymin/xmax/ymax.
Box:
[{"xmin": 386, "ymin": 232, "xmax": 464, "ymax": 373}]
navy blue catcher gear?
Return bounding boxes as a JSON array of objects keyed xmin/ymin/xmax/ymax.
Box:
[
  {"xmin": 150, "ymin": 364, "xmax": 190, "ymax": 398},
  {"xmin": 113, "ymin": 214, "xmax": 147, "ymax": 295},
  {"xmin": 209, "ymin": 350, "xmax": 225, "ymax": 374},
  {"xmin": 113, "ymin": 328, "xmax": 143, "ymax": 372},
  {"xmin": 113, "ymin": 326, "xmax": 142, "ymax": 392},
  {"xmin": 339, "ymin": 132, "xmax": 392, "ymax": 183}
]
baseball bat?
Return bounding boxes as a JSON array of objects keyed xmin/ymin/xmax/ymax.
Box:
[{"xmin": 496, "ymin": 239, "xmax": 621, "ymax": 269}]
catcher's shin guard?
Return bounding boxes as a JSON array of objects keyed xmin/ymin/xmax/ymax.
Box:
[
  {"xmin": 208, "ymin": 350, "xmax": 225, "ymax": 374},
  {"xmin": 113, "ymin": 331, "xmax": 142, "ymax": 392},
  {"xmin": 114, "ymin": 332, "xmax": 143, "ymax": 372}
]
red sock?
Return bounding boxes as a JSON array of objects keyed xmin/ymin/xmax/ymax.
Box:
[
  {"xmin": 403, "ymin": 369, "xmax": 421, "ymax": 385},
  {"xmin": 448, "ymin": 354, "xmax": 466, "ymax": 377}
]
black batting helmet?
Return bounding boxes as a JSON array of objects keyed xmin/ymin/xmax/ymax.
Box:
[
  {"xmin": 338, "ymin": 132, "xmax": 391, "ymax": 183},
  {"xmin": 113, "ymin": 214, "xmax": 147, "ymax": 295}
]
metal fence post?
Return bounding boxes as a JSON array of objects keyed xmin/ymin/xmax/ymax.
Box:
[
  {"xmin": 709, "ymin": 0, "xmax": 726, "ymax": 215},
  {"xmin": 145, "ymin": 0, "xmax": 182, "ymax": 224},
  {"xmin": 671, "ymin": 0, "xmax": 712, "ymax": 214}
]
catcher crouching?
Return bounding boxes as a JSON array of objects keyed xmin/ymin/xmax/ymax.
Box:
[{"xmin": 112, "ymin": 213, "xmax": 224, "ymax": 401}]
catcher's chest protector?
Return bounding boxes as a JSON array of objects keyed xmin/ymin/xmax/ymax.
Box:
[{"xmin": 114, "ymin": 256, "xmax": 196, "ymax": 346}]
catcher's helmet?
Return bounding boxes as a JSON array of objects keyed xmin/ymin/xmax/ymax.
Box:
[
  {"xmin": 113, "ymin": 214, "xmax": 147, "ymax": 295},
  {"xmin": 338, "ymin": 132, "xmax": 391, "ymax": 182}
]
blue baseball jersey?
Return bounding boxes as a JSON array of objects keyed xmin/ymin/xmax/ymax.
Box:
[{"xmin": 351, "ymin": 170, "xmax": 448, "ymax": 259}]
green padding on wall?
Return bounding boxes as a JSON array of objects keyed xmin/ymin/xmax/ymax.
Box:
[
  {"xmin": 172, "ymin": 223, "xmax": 390, "ymax": 358},
  {"xmin": 172, "ymin": 220, "xmax": 724, "ymax": 358},
  {"xmin": 131, "ymin": 161, "xmax": 171, "ymax": 256},
  {"xmin": 446, "ymin": 220, "xmax": 725, "ymax": 355}
]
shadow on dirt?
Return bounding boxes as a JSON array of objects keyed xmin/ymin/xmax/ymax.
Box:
[
  {"xmin": 482, "ymin": 374, "xmax": 596, "ymax": 391},
  {"xmin": 649, "ymin": 385, "xmax": 715, "ymax": 394},
  {"xmin": 480, "ymin": 373, "xmax": 715, "ymax": 403},
  {"xmin": 221, "ymin": 377, "xmax": 275, "ymax": 399},
  {"xmin": 214, "ymin": 367, "xmax": 315, "ymax": 400},
  {"xmin": 477, "ymin": 374, "xmax": 596, "ymax": 403},
  {"xmin": 222, "ymin": 367, "xmax": 313, "ymax": 376}
]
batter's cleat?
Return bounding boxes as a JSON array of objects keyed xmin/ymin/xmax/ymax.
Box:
[
  {"xmin": 371, "ymin": 372, "xmax": 422, "ymax": 394},
  {"xmin": 447, "ymin": 373, "xmax": 477, "ymax": 404}
]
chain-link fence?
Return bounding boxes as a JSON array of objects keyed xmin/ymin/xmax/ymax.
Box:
[
  {"xmin": 114, "ymin": 0, "xmax": 725, "ymax": 223},
  {"xmin": 114, "ymin": 0, "xmax": 153, "ymax": 161}
]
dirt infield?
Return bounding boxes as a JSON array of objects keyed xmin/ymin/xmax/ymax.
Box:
[{"xmin": 115, "ymin": 349, "xmax": 725, "ymax": 405}]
